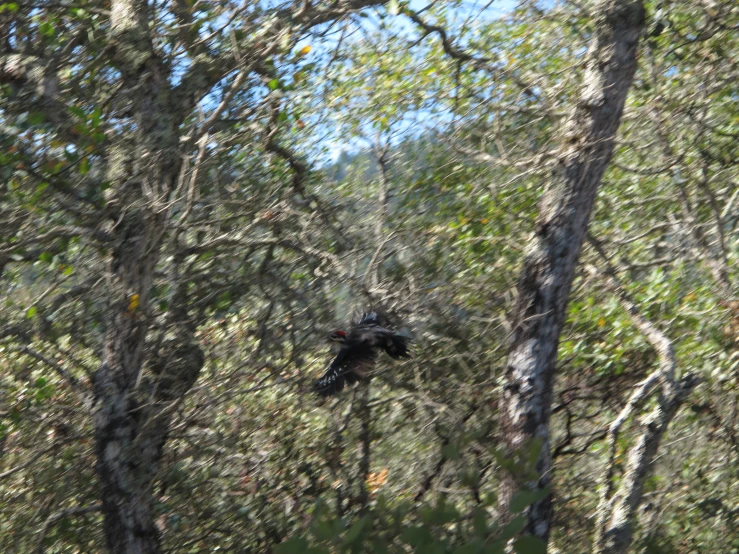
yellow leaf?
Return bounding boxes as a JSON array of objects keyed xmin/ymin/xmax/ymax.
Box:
[
  {"xmin": 298, "ymin": 45, "xmax": 311, "ymax": 56},
  {"xmin": 597, "ymin": 317, "xmax": 606, "ymax": 327},
  {"xmin": 128, "ymin": 293, "xmax": 140, "ymax": 312}
]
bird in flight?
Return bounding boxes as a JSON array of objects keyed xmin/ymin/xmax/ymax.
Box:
[{"xmin": 314, "ymin": 312, "xmax": 411, "ymax": 396}]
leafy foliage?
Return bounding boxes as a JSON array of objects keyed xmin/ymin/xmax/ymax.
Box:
[{"xmin": 1, "ymin": 0, "xmax": 738, "ymax": 553}]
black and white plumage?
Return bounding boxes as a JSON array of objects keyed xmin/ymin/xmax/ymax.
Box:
[{"xmin": 314, "ymin": 312, "xmax": 411, "ymax": 396}]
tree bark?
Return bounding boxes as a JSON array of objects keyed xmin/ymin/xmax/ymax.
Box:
[
  {"xmin": 91, "ymin": 1, "xmax": 193, "ymax": 551},
  {"xmin": 499, "ymin": 0, "xmax": 646, "ymax": 542}
]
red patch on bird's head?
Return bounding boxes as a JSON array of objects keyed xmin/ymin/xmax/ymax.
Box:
[{"xmin": 329, "ymin": 330, "xmax": 347, "ymax": 341}]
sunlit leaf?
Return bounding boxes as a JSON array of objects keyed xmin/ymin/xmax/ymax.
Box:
[{"xmin": 127, "ymin": 294, "xmax": 140, "ymax": 312}]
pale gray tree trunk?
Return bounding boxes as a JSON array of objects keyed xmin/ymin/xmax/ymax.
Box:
[
  {"xmin": 91, "ymin": 1, "xmax": 191, "ymax": 552},
  {"xmin": 499, "ymin": 0, "xmax": 646, "ymax": 542}
]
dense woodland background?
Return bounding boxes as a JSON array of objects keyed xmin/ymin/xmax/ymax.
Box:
[{"xmin": 1, "ymin": 0, "xmax": 737, "ymax": 553}]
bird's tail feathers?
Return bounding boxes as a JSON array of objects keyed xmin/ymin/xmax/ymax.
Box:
[
  {"xmin": 385, "ymin": 333, "xmax": 411, "ymax": 359},
  {"xmin": 357, "ymin": 310, "xmax": 384, "ymax": 326}
]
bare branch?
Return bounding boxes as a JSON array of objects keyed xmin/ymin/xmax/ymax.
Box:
[{"xmin": 587, "ymin": 235, "xmax": 699, "ymax": 554}]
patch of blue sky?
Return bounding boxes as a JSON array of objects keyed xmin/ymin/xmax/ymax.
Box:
[
  {"xmin": 306, "ymin": 0, "xmax": 522, "ymax": 164},
  {"xmin": 182, "ymin": 1, "xmax": 522, "ymax": 166}
]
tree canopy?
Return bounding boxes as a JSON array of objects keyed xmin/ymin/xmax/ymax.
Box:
[{"xmin": 1, "ymin": 0, "xmax": 737, "ymax": 553}]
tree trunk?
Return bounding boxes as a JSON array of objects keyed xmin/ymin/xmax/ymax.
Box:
[
  {"xmin": 92, "ymin": 205, "xmax": 185, "ymax": 553},
  {"xmin": 92, "ymin": 156, "xmax": 184, "ymax": 553},
  {"xmin": 499, "ymin": 0, "xmax": 646, "ymax": 542},
  {"xmin": 91, "ymin": 1, "xmax": 194, "ymax": 551},
  {"xmin": 88, "ymin": 1, "xmax": 389, "ymax": 550}
]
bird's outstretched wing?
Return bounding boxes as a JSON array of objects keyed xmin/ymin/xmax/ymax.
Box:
[
  {"xmin": 314, "ymin": 344, "xmax": 377, "ymax": 396},
  {"xmin": 351, "ymin": 323, "xmax": 412, "ymax": 360}
]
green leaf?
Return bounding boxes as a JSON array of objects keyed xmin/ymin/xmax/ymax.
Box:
[
  {"xmin": 419, "ymin": 496, "xmax": 460, "ymax": 526},
  {"xmin": 509, "ymin": 487, "xmax": 550, "ymax": 514},
  {"xmin": 484, "ymin": 540, "xmax": 505, "ymax": 554},
  {"xmin": 68, "ymin": 106, "xmax": 86, "ymax": 119},
  {"xmin": 39, "ymin": 21, "xmax": 55, "ymax": 37},
  {"xmin": 343, "ymin": 515, "xmax": 369, "ymax": 545},
  {"xmin": 275, "ymin": 537, "xmax": 309, "ymax": 554},
  {"xmin": 424, "ymin": 543, "xmax": 446, "ymax": 554},
  {"xmin": 79, "ymin": 158, "xmax": 90, "ymax": 175},
  {"xmin": 460, "ymin": 467, "xmax": 480, "ymax": 487},
  {"xmin": 39, "ymin": 252, "xmax": 53, "ymax": 263},
  {"xmin": 509, "ymin": 491, "xmax": 534, "ymax": 514},
  {"xmin": 526, "ymin": 438, "xmax": 543, "ymax": 466},
  {"xmin": 9, "ymin": 407, "xmax": 22, "ymax": 424},
  {"xmin": 90, "ymin": 107, "xmax": 102, "ymax": 128},
  {"xmin": 483, "ymin": 491, "xmax": 498, "ymax": 506},
  {"xmin": 311, "ymin": 518, "xmax": 334, "ymax": 541},
  {"xmin": 455, "ymin": 544, "xmax": 482, "ymax": 554},
  {"xmin": 216, "ymin": 291, "xmax": 232, "ymax": 310},
  {"xmin": 28, "ymin": 112, "xmax": 45, "ymax": 125},
  {"xmin": 500, "ymin": 515, "xmax": 526, "ymax": 541},
  {"xmin": 473, "ymin": 508, "xmax": 487, "ymax": 536},
  {"xmin": 0, "ymin": 2, "xmax": 19, "ymax": 13},
  {"xmin": 268, "ymin": 79, "xmax": 280, "ymax": 90},
  {"xmin": 369, "ymin": 535, "xmax": 389, "ymax": 554},
  {"xmin": 34, "ymin": 182, "xmax": 50, "ymax": 200},
  {"xmin": 441, "ymin": 443, "xmax": 460, "ymax": 460},
  {"xmin": 26, "ymin": 306, "xmax": 38, "ymax": 318},
  {"xmin": 513, "ymin": 535, "xmax": 547, "ymax": 554},
  {"xmin": 388, "ymin": 0, "xmax": 399, "ymax": 15},
  {"xmin": 400, "ymin": 526, "xmax": 432, "ymax": 547}
]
